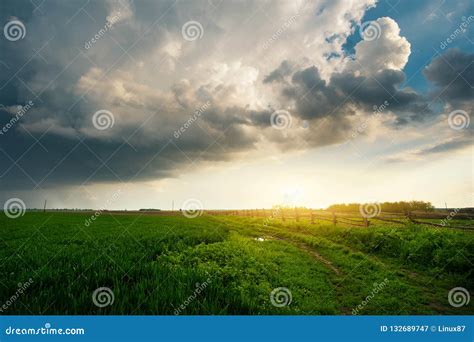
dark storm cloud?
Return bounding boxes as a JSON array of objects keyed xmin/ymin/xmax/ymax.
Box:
[
  {"xmin": 263, "ymin": 60, "xmax": 295, "ymax": 84},
  {"xmin": 0, "ymin": 0, "xmax": 472, "ymax": 193},
  {"xmin": 0, "ymin": 0, "xmax": 260, "ymax": 190},
  {"xmin": 423, "ymin": 49, "xmax": 474, "ymax": 103},
  {"xmin": 269, "ymin": 62, "xmax": 430, "ymax": 123}
]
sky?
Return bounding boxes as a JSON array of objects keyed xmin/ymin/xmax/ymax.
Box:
[{"xmin": 0, "ymin": 0, "xmax": 472, "ymax": 210}]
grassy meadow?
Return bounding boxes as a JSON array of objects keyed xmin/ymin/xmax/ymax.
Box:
[{"xmin": 0, "ymin": 212, "xmax": 473, "ymax": 315}]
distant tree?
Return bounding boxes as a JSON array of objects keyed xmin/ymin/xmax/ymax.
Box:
[{"xmin": 327, "ymin": 201, "xmax": 434, "ymax": 213}]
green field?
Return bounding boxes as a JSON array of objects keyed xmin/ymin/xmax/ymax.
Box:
[{"xmin": 0, "ymin": 212, "xmax": 473, "ymax": 315}]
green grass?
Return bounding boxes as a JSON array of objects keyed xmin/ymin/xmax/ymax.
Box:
[{"xmin": 0, "ymin": 212, "xmax": 472, "ymax": 315}]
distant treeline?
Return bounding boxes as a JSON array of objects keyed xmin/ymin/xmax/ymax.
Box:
[
  {"xmin": 27, "ymin": 208, "xmax": 94, "ymax": 211},
  {"xmin": 327, "ymin": 201, "xmax": 435, "ymax": 213}
]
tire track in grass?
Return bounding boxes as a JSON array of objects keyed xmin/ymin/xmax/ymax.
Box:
[
  {"xmin": 208, "ymin": 216, "xmax": 341, "ymax": 275},
  {"xmin": 248, "ymin": 231, "xmax": 352, "ymax": 313},
  {"xmin": 208, "ymin": 216, "xmax": 343, "ymax": 313},
  {"xmin": 260, "ymin": 235, "xmax": 341, "ymax": 275},
  {"xmin": 253, "ymin": 219, "xmax": 463, "ymax": 313},
  {"xmin": 210, "ymin": 216, "xmax": 446, "ymax": 314},
  {"xmin": 291, "ymin": 241, "xmax": 341, "ymax": 275}
]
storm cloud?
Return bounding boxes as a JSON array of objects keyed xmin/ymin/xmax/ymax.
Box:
[{"xmin": 0, "ymin": 0, "xmax": 471, "ymax": 196}]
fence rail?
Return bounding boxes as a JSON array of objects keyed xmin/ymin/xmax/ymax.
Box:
[{"xmin": 204, "ymin": 209, "xmax": 474, "ymax": 232}]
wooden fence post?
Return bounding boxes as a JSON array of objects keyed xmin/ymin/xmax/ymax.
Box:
[
  {"xmin": 311, "ymin": 212, "xmax": 315, "ymax": 224},
  {"xmin": 281, "ymin": 210, "xmax": 286, "ymax": 222},
  {"xmin": 332, "ymin": 212, "xmax": 337, "ymax": 226},
  {"xmin": 295, "ymin": 208, "xmax": 299, "ymax": 222},
  {"xmin": 364, "ymin": 217, "xmax": 369, "ymax": 228}
]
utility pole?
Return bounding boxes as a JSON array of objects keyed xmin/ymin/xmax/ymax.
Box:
[{"xmin": 43, "ymin": 200, "xmax": 47, "ymax": 213}]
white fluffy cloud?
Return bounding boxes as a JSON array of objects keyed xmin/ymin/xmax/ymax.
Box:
[{"xmin": 352, "ymin": 17, "xmax": 411, "ymax": 74}]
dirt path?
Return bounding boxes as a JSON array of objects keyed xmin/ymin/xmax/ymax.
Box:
[
  {"xmin": 291, "ymin": 240, "xmax": 341, "ymax": 275},
  {"xmin": 211, "ymin": 216, "xmax": 342, "ymax": 275},
  {"xmin": 254, "ymin": 234, "xmax": 342, "ymax": 275}
]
